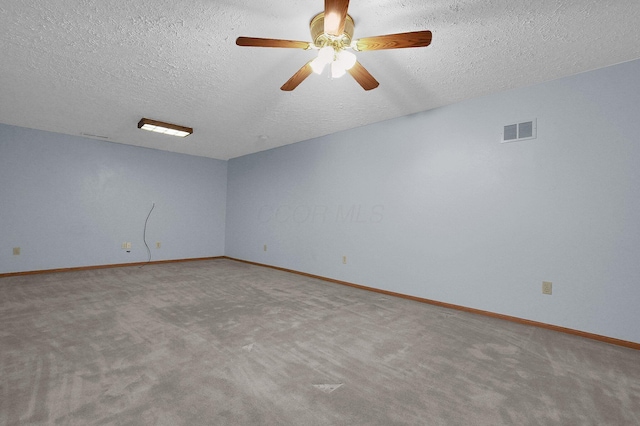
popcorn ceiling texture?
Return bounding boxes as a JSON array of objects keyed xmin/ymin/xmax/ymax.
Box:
[{"xmin": 1, "ymin": 0, "xmax": 640, "ymax": 159}]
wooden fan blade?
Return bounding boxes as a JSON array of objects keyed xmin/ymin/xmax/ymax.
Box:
[
  {"xmin": 347, "ymin": 61, "xmax": 379, "ymax": 91},
  {"xmin": 354, "ymin": 30, "xmax": 432, "ymax": 51},
  {"xmin": 236, "ymin": 37, "xmax": 311, "ymax": 49},
  {"xmin": 281, "ymin": 61, "xmax": 314, "ymax": 91},
  {"xmin": 324, "ymin": 0, "xmax": 350, "ymax": 36}
]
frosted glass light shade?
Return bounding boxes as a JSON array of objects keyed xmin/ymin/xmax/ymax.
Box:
[
  {"xmin": 336, "ymin": 50, "xmax": 356, "ymax": 70},
  {"xmin": 310, "ymin": 57, "xmax": 327, "ymax": 74},
  {"xmin": 318, "ymin": 46, "xmax": 334, "ymax": 63},
  {"xmin": 331, "ymin": 61, "xmax": 347, "ymax": 78},
  {"xmin": 311, "ymin": 46, "xmax": 336, "ymax": 75}
]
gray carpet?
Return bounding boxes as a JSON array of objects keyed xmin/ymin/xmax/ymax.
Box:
[{"xmin": 1, "ymin": 259, "xmax": 639, "ymax": 425}]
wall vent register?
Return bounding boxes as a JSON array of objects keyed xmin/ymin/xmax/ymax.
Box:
[{"xmin": 502, "ymin": 119, "xmax": 536, "ymax": 143}]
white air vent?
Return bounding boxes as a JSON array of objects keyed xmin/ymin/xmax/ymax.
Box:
[{"xmin": 502, "ymin": 119, "xmax": 536, "ymax": 143}]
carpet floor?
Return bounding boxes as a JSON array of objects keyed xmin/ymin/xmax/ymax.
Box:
[{"xmin": 1, "ymin": 259, "xmax": 639, "ymax": 425}]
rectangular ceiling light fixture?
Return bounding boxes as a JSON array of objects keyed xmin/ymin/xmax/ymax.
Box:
[{"xmin": 138, "ymin": 118, "xmax": 193, "ymax": 138}]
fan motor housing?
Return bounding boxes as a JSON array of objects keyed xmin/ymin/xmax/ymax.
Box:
[{"xmin": 310, "ymin": 12, "xmax": 355, "ymax": 48}]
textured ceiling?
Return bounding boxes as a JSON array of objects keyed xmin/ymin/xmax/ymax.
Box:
[{"xmin": 2, "ymin": 0, "xmax": 640, "ymax": 160}]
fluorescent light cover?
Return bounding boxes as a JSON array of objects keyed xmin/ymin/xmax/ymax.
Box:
[{"xmin": 137, "ymin": 118, "xmax": 192, "ymax": 137}]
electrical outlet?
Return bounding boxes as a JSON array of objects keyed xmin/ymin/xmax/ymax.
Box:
[
  {"xmin": 13, "ymin": 247, "xmax": 20, "ymax": 256},
  {"xmin": 156, "ymin": 242, "xmax": 161, "ymax": 249},
  {"xmin": 126, "ymin": 242, "xmax": 131, "ymax": 249},
  {"xmin": 542, "ymin": 281, "xmax": 553, "ymax": 295},
  {"xmin": 121, "ymin": 242, "xmax": 127, "ymax": 249},
  {"xmin": 342, "ymin": 255, "xmax": 347, "ymax": 264},
  {"xmin": 264, "ymin": 244, "xmax": 267, "ymax": 252}
]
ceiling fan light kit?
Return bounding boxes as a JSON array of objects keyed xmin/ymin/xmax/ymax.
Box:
[{"xmin": 236, "ymin": 0, "xmax": 432, "ymax": 91}]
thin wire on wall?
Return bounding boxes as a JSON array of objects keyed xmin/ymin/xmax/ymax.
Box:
[{"xmin": 141, "ymin": 202, "xmax": 155, "ymax": 267}]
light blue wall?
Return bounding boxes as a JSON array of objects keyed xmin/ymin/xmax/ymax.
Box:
[
  {"xmin": 2, "ymin": 61, "xmax": 638, "ymax": 343},
  {"xmin": 226, "ymin": 59, "xmax": 640, "ymax": 343},
  {"xmin": 1, "ymin": 124, "xmax": 227, "ymax": 273}
]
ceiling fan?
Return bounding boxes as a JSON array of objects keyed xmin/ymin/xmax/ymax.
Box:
[{"xmin": 236, "ymin": 0, "xmax": 432, "ymax": 91}]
